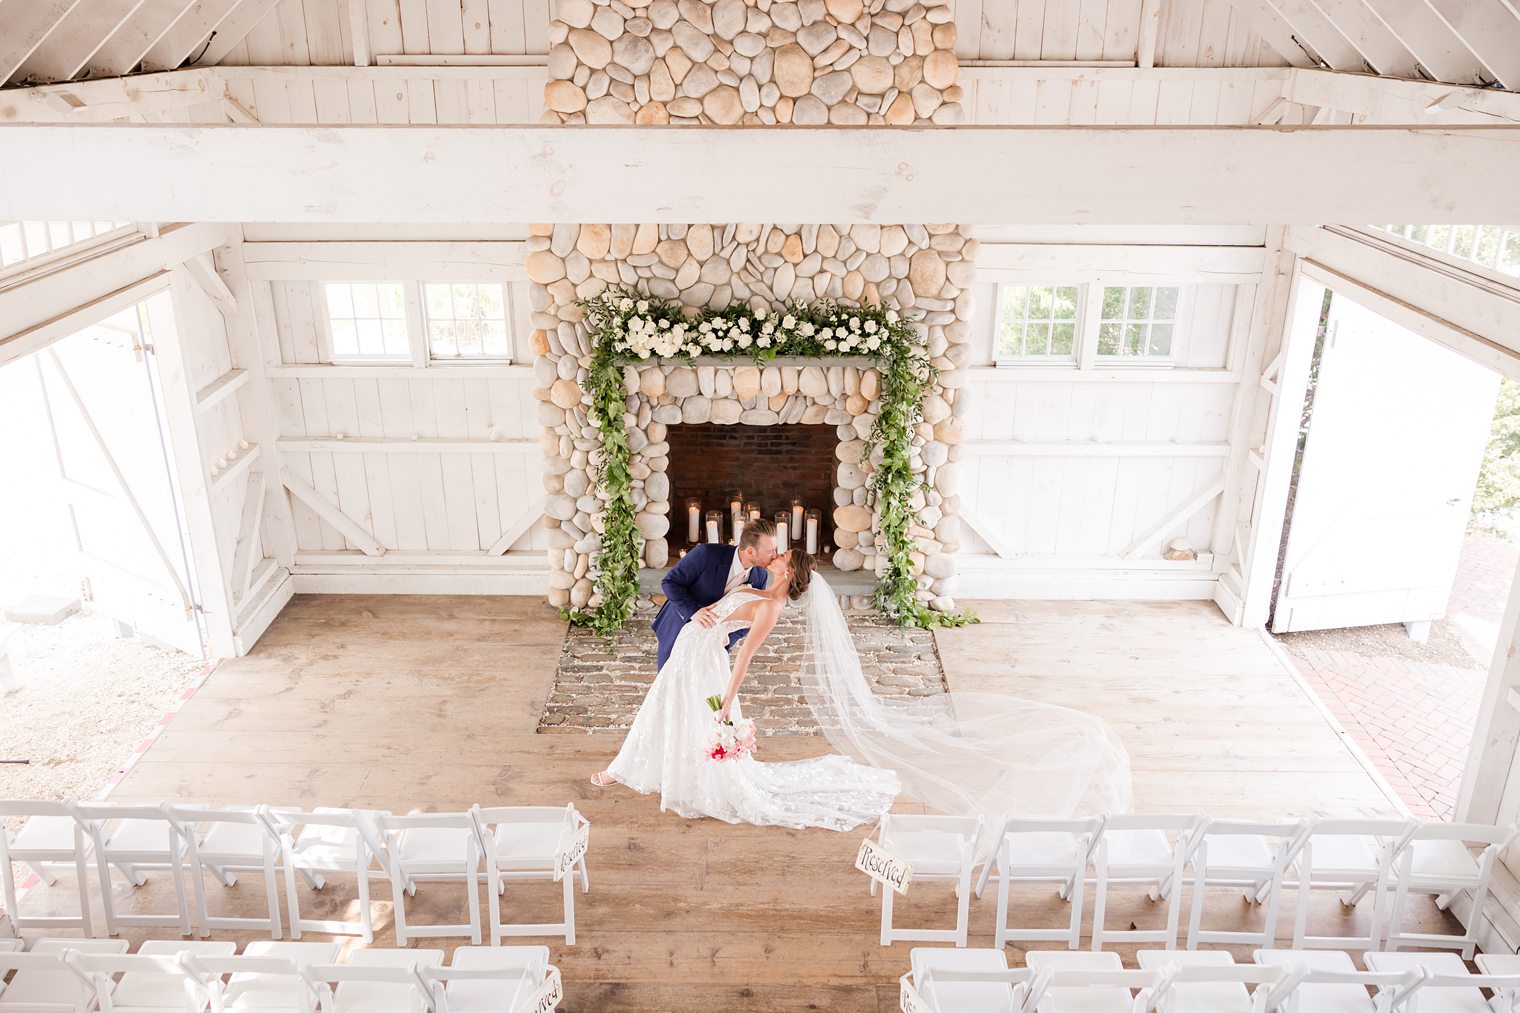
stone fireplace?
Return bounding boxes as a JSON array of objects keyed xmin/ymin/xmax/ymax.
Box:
[
  {"xmin": 529, "ymin": 0, "xmax": 975, "ymax": 616},
  {"xmin": 665, "ymin": 422, "xmax": 839, "ymax": 555}
]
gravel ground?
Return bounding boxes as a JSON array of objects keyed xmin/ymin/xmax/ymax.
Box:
[
  {"xmin": 1, "ymin": 610, "xmax": 206, "ymax": 824},
  {"xmin": 1274, "ymin": 618, "xmax": 1481, "ymax": 669}
]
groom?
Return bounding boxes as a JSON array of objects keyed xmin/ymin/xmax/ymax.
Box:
[{"xmin": 653, "ymin": 516, "xmax": 778, "ymax": 670}]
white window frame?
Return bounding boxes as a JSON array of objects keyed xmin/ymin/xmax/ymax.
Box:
[
  {"xmin": 420, "ymin": 280, "xmax": 515, "ymax": 364},
  {"xmin": 1092, "ymin": 283, "xmax": 1186, "ymax": 365},
  {"xmin": 0, "ymin": 220, "xmax": 139, "ymax": 279},
  {"xmin": 991, "ymin": 281, "xmax": 1189, "ymax": 370},
  {"xmin": 991, "ymin": 283, "xmax": 1083, "ymax": 366},
  {"xmin": 314, "ymin": 279, "xmax": 516, "ymax": 367},
  {"xmin": 315, "ymin": 280, "xmax": 419, "ymax": 365},
  {"xmin": 1360, "ymin": 224, "xmax": 1520, "ymax": 288}
]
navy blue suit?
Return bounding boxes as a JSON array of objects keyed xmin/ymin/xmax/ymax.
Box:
[{"xmin": 654, "ymin": 544, "xmax": 768, "ymax": 671}]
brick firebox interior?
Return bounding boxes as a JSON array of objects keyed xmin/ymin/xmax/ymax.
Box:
[{"xmin": 663, "ymin": 422, "xmax": 838, "ymax": 557}]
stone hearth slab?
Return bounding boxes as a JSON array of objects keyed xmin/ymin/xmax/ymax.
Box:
[{"xmin": 539, "ymin": 601, "xmax": 947, "ymax": 735}]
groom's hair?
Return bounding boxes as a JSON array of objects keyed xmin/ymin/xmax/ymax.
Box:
[{"xmin": 738, "ymin": 516, "xmax": 776, "ymax": 550}]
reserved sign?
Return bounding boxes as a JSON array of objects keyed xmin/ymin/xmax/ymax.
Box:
[
  {"xmin": 515, "ymin": 967, "xmax": 563, "ymax": 1013},
  {"xmin": 553, "ymin": 824, "xmax": 590, "ymax": 882},
  {"xmin": 899, "ymin": 975, "xmax": 930, "ymax": 1013},
  {"xmin": 855, "ymin": 837, "xmax": 913, "ymax": 895}
]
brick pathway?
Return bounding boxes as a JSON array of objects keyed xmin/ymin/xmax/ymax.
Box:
[
  {"xmin": 539, "ymin": 598, "xmax": 947, "ymax": 734},
  {"xmin": 1279, "ymin": 532, "xmax": 1516, "ymax": 821}
]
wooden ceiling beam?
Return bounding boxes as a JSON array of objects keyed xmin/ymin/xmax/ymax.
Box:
[{"xmin": 1, "ymin": 123, "xmax": 1517, "ymax": 225}]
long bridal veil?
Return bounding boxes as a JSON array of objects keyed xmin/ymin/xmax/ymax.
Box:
[{"xmin": 802, "ymin": 574, "xmax": 1133, "ymax": 824}]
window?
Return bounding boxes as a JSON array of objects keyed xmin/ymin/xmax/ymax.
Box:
[
  {"xmin": 0, "ymin": 220, "xmax": 134, "ymax": 271},
  {"xmin": 995, "ymin": 285, "xmax": 1079, "ymax": 359},
  {"xmin": 1372, "ymin": 224, "xmax": 1520, "ymax": 279},
  {"xmin": 322, "ymin": 281, "xmax": 410, "ymax": 359},
  {"xmin": 1097, "ymin": 285, "xmax": 1178, "ymax": 359},
  {"xmin": 423, "ymin": 281, "xmax": 510, "ymax": 359}
]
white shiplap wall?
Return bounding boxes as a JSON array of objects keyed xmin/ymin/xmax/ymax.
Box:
[{"xmin": 265, "ymin": 279, "xmax": 549, "ymax": 559}]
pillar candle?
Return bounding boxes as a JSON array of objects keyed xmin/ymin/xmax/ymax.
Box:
[
  {"xmin": 791, "ymin": 500, "xmax": 804, "ymax": 539},
  {"xmin": 687, "ymin": 499, "xmax": 701, "ymax": 543},
  {"xmin": 805, "ymin": 508, "xmax": 821, "ymax": 554},
  {"xmin": 774, "ymin": 512, "xmax": 790, "ymax": 553},
  {"xmin": 706, "ymin": 511, "xmax": 722, "ymax": 544}
]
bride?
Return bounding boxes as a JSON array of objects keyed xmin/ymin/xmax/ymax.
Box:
[{"xmin": 590, "ymin": 547, "xmax": 1132, "ymax": 833}]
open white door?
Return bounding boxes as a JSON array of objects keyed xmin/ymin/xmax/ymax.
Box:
[
  {"xmin": 1272, "ymin": 294, "xmax": 1500, "ymax": 633},
  {"xmin": 38, "ymin": 303, "xmax": 207, "ymax": 656}
]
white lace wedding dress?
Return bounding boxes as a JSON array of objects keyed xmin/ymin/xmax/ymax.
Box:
[
  {"xmin": 605, "ymin": 587, "xmax": 902, "ymax": 831},
  {"xmin": 606, "ymin": 576, "xmax": 1133, "ymax": 837}
]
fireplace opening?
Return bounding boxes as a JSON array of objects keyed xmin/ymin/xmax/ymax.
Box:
[{"xmin": 663, "ymin": 423, "xmax": 838, "ymax": 561}]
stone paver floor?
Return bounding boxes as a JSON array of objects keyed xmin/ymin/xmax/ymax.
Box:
[
  {"xmin": 539, "ymin": 598, "xmax": 947, "ymax": 734},
  {"xmin": 1277, "ymin": 530, "xmax": 1515, "ymax": 820}
]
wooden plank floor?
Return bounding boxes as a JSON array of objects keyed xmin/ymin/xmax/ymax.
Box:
[{"xmin": 23, "ymin": 594, "xmax": 1446, "ymax": 1010}]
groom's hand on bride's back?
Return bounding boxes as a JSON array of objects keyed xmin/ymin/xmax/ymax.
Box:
[{"xmin": 692, "ymin": 605, "xmax": 718, "ymax": 628}]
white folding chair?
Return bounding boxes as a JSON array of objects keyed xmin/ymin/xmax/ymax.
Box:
[
  {"xmin": 1136, "ymin": 950, "xmax": 1291, "ymax": 1013},
  {"xmin": 1385, "ymin": 821, "xmax": 1517, "ymax": 959},
  {"xmin": 1090, "ymin": 814, "xmax": 1204, "ymax": 952},
  {"xmin": 1367, "ymin": 951, "xmax": 1520, "ymax": 1013},
  {"xmin": 420, "ymin": 947, "xmax": 553, "ymax": 1013},
  {"xmin": 69, "ymin": 803, "xmax": 195, "ymax": 937},
  {"xmin": 1025, "ymin": 951, "xmax": 1165, "ymax": 1013},
  {"xmin": 975, "ymin": 816, "xmax": 1103, "ymax": 950},
  {"xmin": 872, "ymin": 814, "xmax": 983, "ymax": 947},
  {"xmin": 1185, "ymin": 819, "xmax": 1307, "ymax": 950},
  {"xmin": 187, "ymin": 942, "xmax": 340, "ymax": 1013},
  {"xmin": 1287, "ymin": 817, "xmax": 1418, "ymax": 951},
  {"xmin": 0, "ymin": 800, "xmax": 97, "ymax": 936},
  {"xmin": 0, "ymin": 938, "xmax": 128, "ymax": 1012},
  {"xmin": 470, "ymin": 805, "xmax": 589, "ymax": 946},
  {"xmin": 374, "ymin": 813, "xmax": 482, "ymax": 945},
  {"xmin": 270, "ymin": 808, "xmax": 391, "ymax": 943},
  {"xmin": 67, "ymin": 941, "xmax": 234, "ymax": 1013},
  {"xmin": 1477, "ymin": 955, "xmax": 1520, "ymax": 1012},
  {"xmin": 1255, "ymin": 949, "xmax": 1427, "ymax": 1013},
  {"xmin": 175, "ymin": 805, "xmax": 287, "ymax": 939},
  {"xmin": 905, "ymin": 947, "xmax": 1037, "ymax": 1013},
  {"xmin": 303, "ymin": 950, "xmax": 443, "ymax": 1013}
]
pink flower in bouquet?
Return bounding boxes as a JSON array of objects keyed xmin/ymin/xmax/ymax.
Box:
[{"xmin": 703, "ymin": 693, "xmax": 758, "ymax": 762}]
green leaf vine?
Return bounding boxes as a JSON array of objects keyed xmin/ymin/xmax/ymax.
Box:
[{"xmin": 561, "ymin": 286, "xmax": 977, "ymax": 635}]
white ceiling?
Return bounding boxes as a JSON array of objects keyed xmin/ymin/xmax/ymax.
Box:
[{"xmin": 0, "ymin": 0, "xmax": 1515, "ymax": 91}]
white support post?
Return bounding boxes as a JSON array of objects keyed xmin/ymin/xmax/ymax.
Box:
[
  {"xmin": 1458, "ymin": 550, "xmax": 1520, "ymax": 827},
  {"xmin": 281, "ymin": 469, "xmax": 387, "ymax": 557},
  {"xmin": 229, "ymin": 472, "xmax": 267, "ymax": 602},
  {"xmin": 1239, "ymin": 261, "xmax": 1326, "ymax": 628},
  {"xmin": 1209, "ymin": 227, "xmax": 1292, "ymax": 607},
  {"xmin": 149, "ymin": 273, "xmax": 241, "ymax": 657},
  {"xmin": 347, "ymin": 0, "xmax": 371, "ymax": 67},
  {"xmin": 220, "ymin": 241, "xmax": 300, "ymax": 574}
]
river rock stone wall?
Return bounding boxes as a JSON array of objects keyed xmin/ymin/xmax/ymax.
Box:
[{"xmin": 528, "ymin": 221, "xmax": 976, "ymax": 613}]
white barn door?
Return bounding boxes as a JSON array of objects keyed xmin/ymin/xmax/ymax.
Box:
[
  {"xmin": 40, "ymin": 307, "xmax": 206, "ymax": 656},
  {"xmin": 1271, "ymin": 295, "xmax": 1499, "ymax": 634}
]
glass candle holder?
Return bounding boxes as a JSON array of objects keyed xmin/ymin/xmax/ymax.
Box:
[
  {"xmin": 745, "ymin": 501, "xmax": 761, "ymax": 522},
  {"xmin": 774, "ymin": 512, "xmax": 791, "ymax": 553},
  {"xmin": 686, "ymin": 498, "xmax": 702, "ymax": 544},
  {"xmin": 790, "ymin": 499, "xmax": 804, "ymax": 540},
  {"xmin": 804, "ymin": 508, "xmax": 822, "ymax": 554},
  {"xmin": 705, "ymin": 511, "xmax": 723, "ymax": 544}
]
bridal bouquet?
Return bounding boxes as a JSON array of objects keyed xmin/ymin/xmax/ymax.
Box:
[{"xmin": 704, "ymin": 694, "xmax": 757, "ymax": 762}]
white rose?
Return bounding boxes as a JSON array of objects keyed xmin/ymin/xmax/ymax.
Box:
[
  {"xmin": 722, "ymin": 338, "xmax": 735, "ymax": 351},
  {"xmin": 738, "ymin": 316, "xmax": 751, "ymax": 331},
  {"xmin": 820, "ymin": 327, "xmax": 834, "ymax": 340},
  {"xmin": 864, "ymin": 319, "xmax": 878, "ymax": 333},
  {"xmin": 757, "ymin": 335, "xmax": 771, "ymax": 348},
  {"xmin": 850, "ymin": 316, "xmax": 862, "ymax": 329},
  {"xmin": 867, "ymin": 335, "xmax": 881, "ymax": 350},
  {"xmin": 636, "ymin": 300, "xmax": 649, "ymax": 313},
  {"xmin": 738, "ymin": 334, "xmax": 752, "ymax": 348},
  {"xmin": 782, "ymin": 314, "xmax": 797, "ymax": 329},
  {"xmin": 620, "ymin": 298, "xmax": 634, "ymax": 312},
  {"xmin": 800, "ymin": 322, "xmax": 816, "ymax": 336}
]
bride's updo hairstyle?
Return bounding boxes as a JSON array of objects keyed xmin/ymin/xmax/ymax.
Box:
[{"xmin": 786, "ymin": 549, "xmax": 816, "ymax": 601}]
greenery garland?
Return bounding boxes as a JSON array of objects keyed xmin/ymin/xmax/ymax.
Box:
[{"xmin": 562, "ymin": 286, "xmax": 976, "ymax": 636}]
